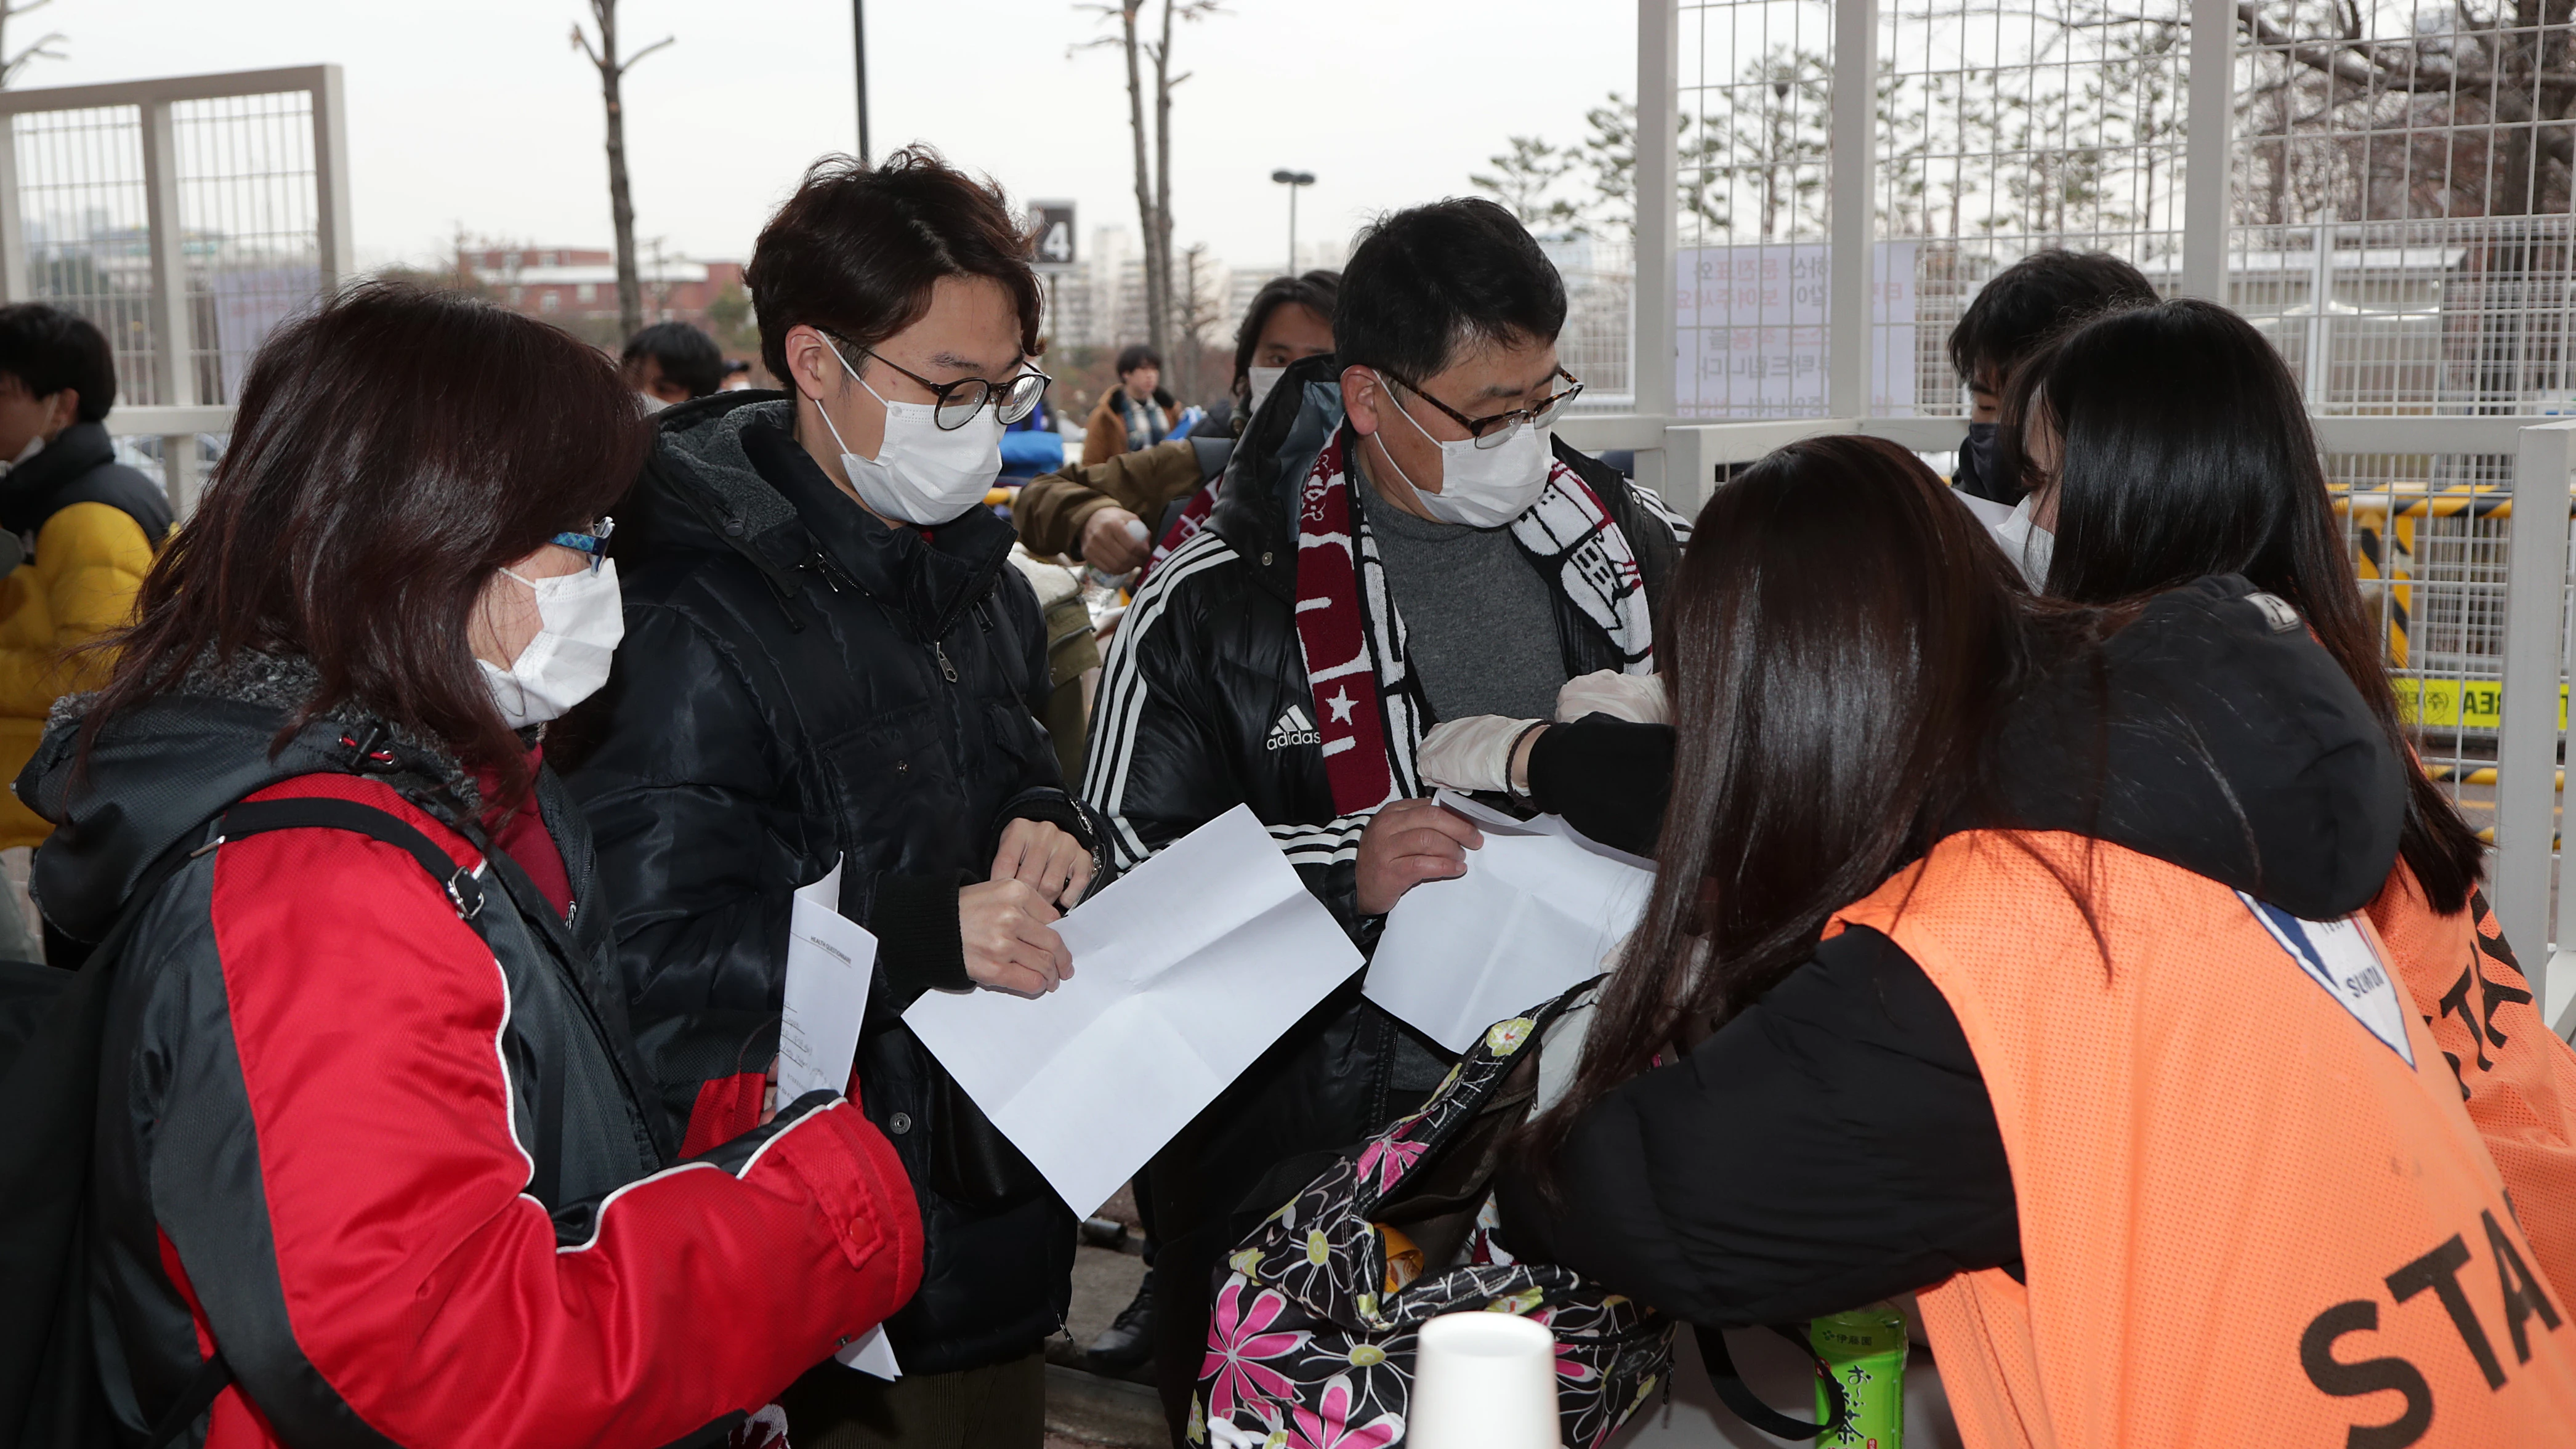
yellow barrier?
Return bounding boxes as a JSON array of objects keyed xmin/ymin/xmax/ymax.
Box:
[
  {"xmin": 2422, "ymin": 765, "xmax": 2566, "ymax": 789},
  {"xmin": 2393, "ymin": 677, "xmax": 2571, "ymax": 732},
  {"xmin": 2338, "ymin": 483, "xmax": 2561, "ymax": 688},
  {"xmin": 2330, "ymin": 482, "xmax": 2521, "ymax": 521}
]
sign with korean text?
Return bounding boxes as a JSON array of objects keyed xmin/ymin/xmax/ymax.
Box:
[{"xmin": 1675, "ymin": 242, "xmax": 1918, "ymax": 418}]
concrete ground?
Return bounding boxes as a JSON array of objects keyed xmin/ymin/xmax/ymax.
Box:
[{"xmin": 1043, "ymin": 1183, "xmax": 1165, "ymax": 1449}]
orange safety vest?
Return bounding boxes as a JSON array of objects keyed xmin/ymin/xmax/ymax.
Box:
[
  {"xmin": 2370, "ymin": 868, "xmax": 2576, "ymax": 1304},
  {"xmin": 1831, "ymin": 831, "xmax": 2576, "ymax": 1448}
]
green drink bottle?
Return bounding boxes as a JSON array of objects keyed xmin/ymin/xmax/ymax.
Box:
[{"xmin": 1809, "ymin": 1304, "xmax": 1907, "ymax": 1449}]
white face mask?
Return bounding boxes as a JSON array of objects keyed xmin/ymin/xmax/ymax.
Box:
[
  {"xmin": 1245, "ymin": 365, "xmax": 1287, "ymax": 418},
  {"xmin": 0, "ymin": 434, "xmax": 44, "ymax": 478},
  {"xmin": 1371, "ymin": 372, "xmax": 1554, "ymax": 528},
  {"xmin": 1992, "ymin": 494, "xmax": 2055, "ymax": 589},
  {"xmin": 479, "ymin": 559, "xmax": 624, "ymax": 729},
  {"xmin": 812, "ymin": 337, "xmax": 1003, "ymax": 525}
]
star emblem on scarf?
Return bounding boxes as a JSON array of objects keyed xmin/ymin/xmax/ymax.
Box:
[{"xmin": 1326, "ymin": 689, "xmax": 1357, "ymax": 725}]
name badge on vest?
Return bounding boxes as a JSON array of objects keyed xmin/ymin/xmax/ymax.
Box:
[{"xmin": 2237, "ymin": 892, "xmax": 2415, "ymax": 1067}]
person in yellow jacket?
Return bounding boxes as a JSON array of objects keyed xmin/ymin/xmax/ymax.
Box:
[{"xmin": 0, "ymin": 305, "xmax": 172, "ymax": 864}]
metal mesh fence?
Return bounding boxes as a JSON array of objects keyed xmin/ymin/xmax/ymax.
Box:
[
  {"xmin": 2233, "ymin": 0, "xmax": 2576, "ymax": 413},
  {"xmin": 2332, "ymin": 448, "xmax": 2573, "ymax": 844},
  {"xmin": 1676, "ymin": 0, "xmax": 1838, "ymax": 416},
  {"xmin": 1673, "ymin": 0, "xmax": 2194, "ymax": 419},
  {"xmin": 172, "ymin": 91, "xmax": 318, "ymax": 406},
  {"xmin": 15, "ymin": 105, "xmax": 157, "ymax": 402},
  {"xmin": 10, "ymin": 81, "xmax": 327, "ymax": 417},
  {"xmin": 1878, "ymin": 0, "xmax": 2191, "ymax": 414},
  {"xmin": 1551, "ymin": 233, "xmax": 1636, "ymax": 412}
]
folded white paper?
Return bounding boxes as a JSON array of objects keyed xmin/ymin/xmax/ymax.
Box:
[
  {"xmin": 836, "ymin": 1323, "xmax": 900, "ymax": 1379},
  {"xmin": 778, "ymin": 862, "xmax": 902, "ymax": 1380},
  {"xmin": 903, "ymin": 804, "xmax": 1364, "ymax": 1218},
  {"xmin": 1367, "ymin": 791, "xmax": 1653, "ymax": 1054},
  {"xmin": 778, "ymin": 860, "xmax": 879, "ymax": 1106}
]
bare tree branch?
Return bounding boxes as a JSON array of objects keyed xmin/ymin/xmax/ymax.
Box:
[{"xmin": 622, "ymin": 34, "xmax": 675, "ymax": 73}]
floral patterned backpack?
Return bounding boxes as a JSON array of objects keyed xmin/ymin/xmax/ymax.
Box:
[{"xmin": 1193, "ymin": 981, "xmax": 1673, "ymax": 1449}]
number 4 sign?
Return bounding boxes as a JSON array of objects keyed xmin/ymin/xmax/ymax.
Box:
[{"xmin": 1028, "ymin": 201, "xmax": 1076, "ymax": 269}]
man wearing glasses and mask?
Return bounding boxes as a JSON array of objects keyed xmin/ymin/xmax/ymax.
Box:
[
  {"xmin": 1081, "ymin": 197, "xmax": 1690, "ymax": 1435},
  {"xmin": 563, "ymin": 149, "xmax": 1094, "ymax": 1449}
]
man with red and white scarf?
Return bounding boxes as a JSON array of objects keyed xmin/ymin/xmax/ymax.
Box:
[{"xmin": 1078, "ymin": 198, "xmax": 1689, "ymax": 1436}]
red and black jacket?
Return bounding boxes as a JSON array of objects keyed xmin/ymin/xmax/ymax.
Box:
[{"xmin": 23, "ymin": 655, "xmax": 924, "ymax": 1448}]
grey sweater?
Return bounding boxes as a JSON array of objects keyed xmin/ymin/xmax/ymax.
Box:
[{"xmin": 1366, "ymin": 483, "xmax": 1567, "ymax": 724}]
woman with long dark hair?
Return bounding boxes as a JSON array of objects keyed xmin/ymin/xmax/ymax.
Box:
[
  {"xmin": 33, "ymin": 283, "xmax": 921, "ymax": 1448},
  {"xmin": 2000, "ymin": 297, "xmax": 2576, "ymax": 1301},
  {"xmin": 1498, "ymin": 434, "xmax": 2576, "ymax": 1443}
]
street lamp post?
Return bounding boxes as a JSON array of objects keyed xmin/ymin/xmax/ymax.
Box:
[
  {"xmin": 853, "ymin": 1, "xmax": 871, "ymax": 166},
  {"xmin": 1270, "ymin": 169, "xmax": 1315, "ymax": 272}
]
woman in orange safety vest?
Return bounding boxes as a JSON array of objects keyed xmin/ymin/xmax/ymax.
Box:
[
  {"xmin": 1992, "ymin": 299, "xmax": 2576, "ymax": 1307},
  {"xmin": 1497, "ymin": 430, "xmax": 2576, "ymax": 1448}
]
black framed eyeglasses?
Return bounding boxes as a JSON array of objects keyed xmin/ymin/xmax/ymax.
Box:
[
  {"xmin": 852, "ymin": 342, "xmax": 1052, "ymax": 430},
  {"xmin": 1380, "ymin": 366, "xmax": 1584, "ymax": 450},
  {"xmin": 550, "ymin": 515, "xmax": 614, "ymax": 572}
]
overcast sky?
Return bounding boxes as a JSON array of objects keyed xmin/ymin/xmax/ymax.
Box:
[{"xmin": 60, "ymin": 0, "xmax": 1637, "ymax": 275}]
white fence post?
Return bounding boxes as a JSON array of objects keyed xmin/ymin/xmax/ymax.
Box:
[
  {"xmin": 1828, "ymin": 0, "xmax": 1879, "ymax": 418},
  {"xmin": 2497, "ymin": 421, "xmax": 2574, "ymax": 1006},
  {"xmin": 0, "ymin": 113, "xmax": 22, "ymax": 306},
  {"xmin": 1636, "ymin": 0, "xmax": 1682, "ymax": 505},
  {"xmin": 313, "ymin": 63, "xmax": 353, "ymax": 294},
  {"xmin": 2181, "ymin": 0, "xmax": 2234, "ymax": 301},
  {"xmin": 138, "ymin": 97, "xmax": 199, "ymax": 512}
]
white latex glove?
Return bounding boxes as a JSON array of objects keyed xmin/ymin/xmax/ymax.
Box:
[
  {"xmin": 1556, "ymin": 669, "xmax": 1669, "ymax": 725},
  {"xmin": 1416, "ymin": 716, "xmax": 1544, "ymax": 793}
]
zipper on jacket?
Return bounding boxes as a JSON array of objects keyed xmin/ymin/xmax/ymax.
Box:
[{"xmin": 933, "ymin": 641, "xmax": 959, "ymax": 683}]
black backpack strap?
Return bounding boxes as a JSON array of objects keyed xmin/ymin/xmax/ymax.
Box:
[
  {"xmin": 142, "ymin": 1352, "xmax": 230, "ymax": 1449},
  {"xmin": 1692, "ymin": 1323, "xmax": 1851, "ymax": 1442},
  {"xmin": 119, "ymin": 798, "xmax": 516, "ymax": 1440},
  {"xmin": 216, "ymin": 798, "xmax": 488, "ymax": 926}
]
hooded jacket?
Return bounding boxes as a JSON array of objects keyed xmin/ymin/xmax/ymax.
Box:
[
  {"xmin": 0, "ymin": 420, "xmax": 171, "ymax": 849},
  {"xmin": 559, "ymin": 391, "xmax": 1085, "ymax": 1375},
  {"xmin": 1497, "ymin": 576, "xmax": 2410, "ymax": 1325},
  {"xmin": 28, "ymin": 654, "xmax": 919, "ymax": 1448}
]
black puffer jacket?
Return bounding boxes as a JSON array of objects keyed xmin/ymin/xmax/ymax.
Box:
[
  {"xmin": 1083, "ymin": 351, "xmax": 1686, "ymax": 1130},
  {"xmin": 561, "ymin": 392, "xmax": 1084, "ymax": 1376},
  {"xmin": 1086, "ymin": 353, "xmax": 1688, "ymax": 939}
]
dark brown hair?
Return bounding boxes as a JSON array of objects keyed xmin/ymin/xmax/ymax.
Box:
[
  {"xmin": 1524, "ymin": 436, "xmax": 2032, "ymax": 1170},
  {"xmin": 1945, "ymin": 248, "xmax": 2157, "ymax": 385},
  {"xmin": 746, "ymin": 147, "xmax": 1043, "ymax": 384},
  {"xmin": 2003, "ymin": 298, "xmax": 2487, "ymax": 913},
  {"xmin": 0, "ymin": 302, "xmax": 118, "ymax": 421},
  {"xmin": 1230, "ymin": 269, "xmax": 1340, "ymax": 403},
  {"xmin": 83, "ymin": 281, "xmax": 647, "ymax": 809}
]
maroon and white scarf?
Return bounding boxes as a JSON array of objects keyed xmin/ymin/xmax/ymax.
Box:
[
  {"xmin": 1138, "ymin": 475, "xmax": 1222, "ymax": 588},
  {"xmin": 1292, "ymin": 434, "xmax": 1657, "ymax": 815}
]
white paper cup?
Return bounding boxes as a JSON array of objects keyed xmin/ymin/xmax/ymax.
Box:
[{"xmin": 1407, "ymin": 1311, "xmax": 1561, "ymax": 1449}]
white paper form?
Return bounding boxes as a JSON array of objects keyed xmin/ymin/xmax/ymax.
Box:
[
  {"xmin": 777, "ymin": 861, "xmax": 902, "ymax": 1381},
  {"xmin": 778, "ymin": 860, "xmax": 878, "ymax": 1105},
  {"xmin": 902, "ymin": 804, "xmax": 1364, "ymax": 1219},
  {"xmin": 1366, "ymin": 791, "xmax": 1654, "ymax": 1054}
]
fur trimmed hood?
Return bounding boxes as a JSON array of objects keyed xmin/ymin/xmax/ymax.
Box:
[{"xmin": 25, "ymin": 649, "xmax": 494, "ymax": 942}]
